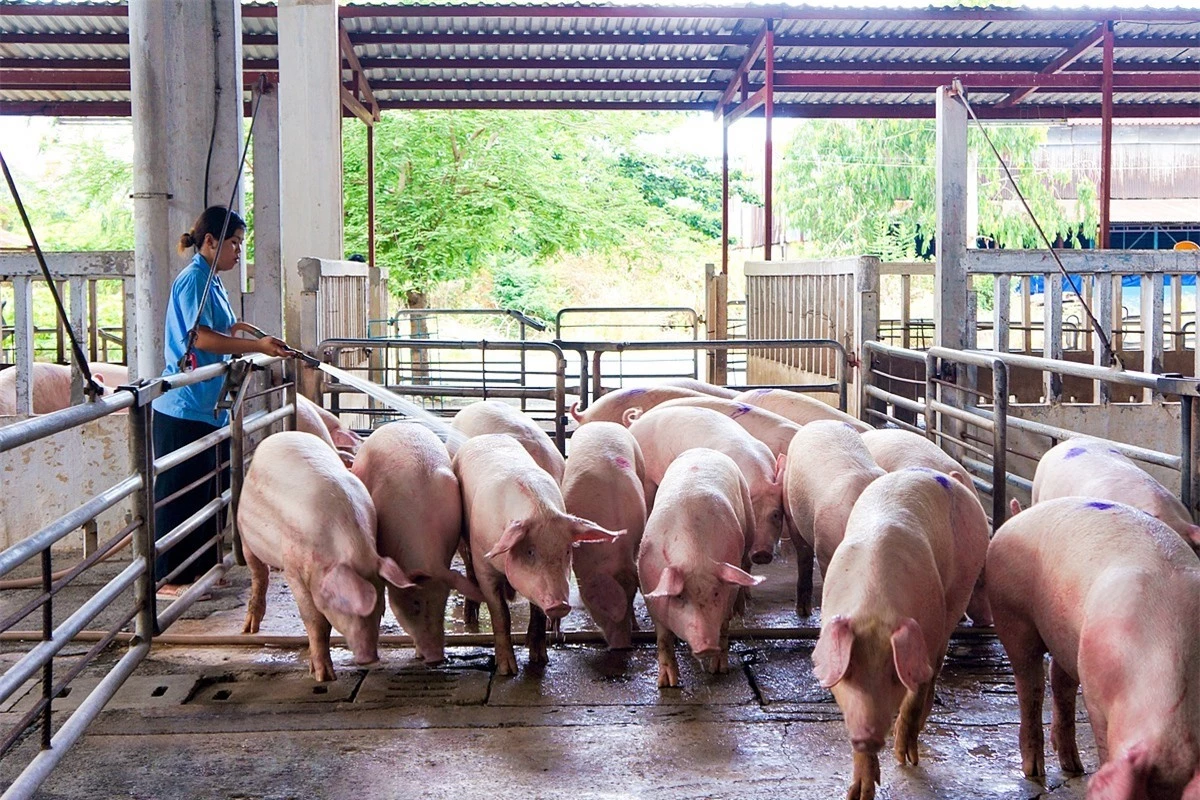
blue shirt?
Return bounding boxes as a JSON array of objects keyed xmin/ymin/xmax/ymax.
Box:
[{"xmin": 153, "ymin": 253, "xmax": 237, "ymax": 426}]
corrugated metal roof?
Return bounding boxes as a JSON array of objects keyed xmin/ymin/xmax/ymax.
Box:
[{"xmin": 1, "ymin": 1, "xmax": 1197, "ymax": 119}]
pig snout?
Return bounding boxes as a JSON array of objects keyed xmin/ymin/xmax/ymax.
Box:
[
  {"xmin": 542, "ymin": 601, "xmax": 572, "ymax": 620},
  {"xmin": 852, "ymin": 733, "xmax": 884, "ymax": 753},
  {"xmin": 749, "ymin": 547, "xmax": 774, "ymax": 565}
]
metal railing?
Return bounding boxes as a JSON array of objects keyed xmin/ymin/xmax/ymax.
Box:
[
  {"xmin": 0, "ymin": 353, "xmax": 294, "ymax": 800},
  {"xmin": 862, "ymin": 339, "xmax": 1200, "ymax": 529}
]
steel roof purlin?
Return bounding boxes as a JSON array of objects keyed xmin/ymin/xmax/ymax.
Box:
[{"xmin": 0, "ymin": 1, "xmax": 1198, "ymax": 120}]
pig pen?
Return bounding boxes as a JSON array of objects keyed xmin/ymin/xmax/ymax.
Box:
[{"xmin": 8, "ymin": 337, "xmax": 1197, "ymax": 800}]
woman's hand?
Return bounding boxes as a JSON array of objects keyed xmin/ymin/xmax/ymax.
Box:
[{"xmin": 256, "ymin": 336, "xmax": 292, "ymax": 358}]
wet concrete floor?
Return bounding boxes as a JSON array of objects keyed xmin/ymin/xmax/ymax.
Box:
[{"xmin": 0, "ymin": 543, "xmax": 1098, "ymax": 799}]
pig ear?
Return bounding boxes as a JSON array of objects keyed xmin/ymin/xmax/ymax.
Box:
[
  {"xmin": 774, "ymin": 452, "xmax": 787, "ymax": 483},
  {"xmin": 1009, "ymin": 498, "xmax": 1023, "ymax": 517},
  {"xmin": 891, "ymin": 617, "xmax": 933, "ymax": 692},
  {"xmin": 377, "ymin": 557, "xmax": 415, "ymax": 590},
  {"xmin": 645, "ymin": 566, "xmax": 684, "ymax": 599},
  {"xmin": 567, "ymin": 516, "xmax": 624, "ymax": 546},
  {"xmin": 1181, "ymin": 770, "xmax": 1200, "ymax": 800},
  {"xmin": 1089, "ymin": 745, "xmax": 1151, "ymax": 800},
  {"xmin": 949, "ymin": 470, "xmax": 972, "ymax": 490},
  {"xmin": 318, "ymin": 564, "xmax": 378, "ymax": 618},
  {"xmin": 1185, "ymin": 523, "xmax": 1200, "ymax": 548},
  {"xmin": 812, "ymin": 615, "xmax": 854, "ymax": 688},
  {"xmin": 582, "ymin": 574, "xmax": 628, "ymax": 623},
  {"xmin": 442, "ymin": 568, "xmax": 485, "ymax": 604},
  {"xmin": 332, "ymin": 429, "xmax": 363, "ymax": 450},
  {"xmin": 714, "ymin": 560, "xmax": 765, "ymax": 588},
  {"xmin": 485, "ymin": 520, "xmax": 528, "ymax": 559}
]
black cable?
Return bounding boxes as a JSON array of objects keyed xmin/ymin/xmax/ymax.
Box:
[
  {"xmin": 952, "ymin": 79, "xmax": 1123, "ymax": 370},
  {"xmin": 0, "ymin": 149, "xmax": 104, "ymax": 399},
  {"xmin": 179, "ymin": 74, "xmax": 268, "ymax": 371},
  {"xmin": 202, "ymin": 0, "xmax": 222, "ymax": 207}
]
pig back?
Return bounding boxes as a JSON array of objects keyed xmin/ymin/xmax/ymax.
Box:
[
  {"xmin": 643, "ymin": 449, "xmax": 751, "ymax": 568},
  {"xmin": 238, "ymin": 431, "xmax": 377, "ymax": 570},
  {"xmin": 563, "ymin": 422, "xmax": 646, "ymax": 532},
  {"xmin": 642, "ymin": 397, "xmax": 800, "ymax": 456},
  {"xmin": 735, "ymin": 388, "xmax": 870, "ymax": 432},
  {"xmin": 452, "ymin": 400, "xmax": 565, "ymax": 484},
  {"xmin": 354, "ymin": 423, "xmax": 460, "ymax": 569},
  {"xmin": 629, "ymin": 406, "xmax": 774, "ymax": 488},
  {"xmin": 573, "ymin": 386, "xmax": 708, "ymax": 425}
]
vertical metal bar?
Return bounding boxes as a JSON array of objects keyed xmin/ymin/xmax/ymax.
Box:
[
  {"xmin": 83, "ymin": 519, "xmax": 98, "ymax": 557},
  {"xmin": 1022, "ymin": 276, "xmax": 1033, "ymax": 354},
  {"xmin": 69, "ymin": 276, "xmax": 86, "ymax": 407},
  {"xmin": 55, "ymin": 280, "xmax": 66, "ymax": 365},
  {"xmin": 554, "ymin": 352, "xmax": 566, "ymax": 455},
  {"xmin": 40, "ymin": 546, "xmax": 51, "ymax": 750},
  {"xmin": 591, "ymin": 351, "xmax": 602, "ymax": 402},
  {"xmin": 1093, "ymin": 272, "xmax": 1114, "ymax": 404},
  {"xmin": 1189, "ymin": 394, "xmax": 1200, "ymax": 522},
  {"xmin": 994, "ymin": 273, "xmax": 1010, "ymax": 353},
  {"xmin": 13, "ymin": 275, "xmax": 34, "ymax": 415},
  {"xmin": 1044, "ymin": 273, "xmax": 1063, "ymax": 403},
  {"xmin": 367, "ymin": 124, "xmax": 376, "ymax": 269},
  {"xmin": 1142, "ymin": 272, "xmax": 1165, "ymax": 401},
  {"xmin": 721, "ymin": 116, "xmax": 729, "ymax": 275},
  {"xmin": 924, "ymin": 351, "xmax": 937, "ymax": 442},
  {"xmin": 992, "ymin": 359, "xmax": 1009, "ymax": 531},
  {"xmin": 230, "ymin": 400, "xmax": 246, "ymax": 567},
  {"xmin": 763, "ymin": 21, "xmax": 774, "ymax": 262},
  {"xmin": 128, "ymin": 393, "xmax": 157, "ymax": 641},
  {"xmin": 519, "ymin": 321, "xmax": 528, "ymax": 413},
  {"xmin": 88, "ymin": 279, "xmax": 99, "ymax": 362},
  {"xmin": 1182, "ymin": 395, "xmax": 1194, "ymax": 518},
  {"xmin": 285, "ymin": 360, "xmax": 299, "ymax": 431},
  {"xmin": 900, "ymin": 273, "xmax": 912, "ymax": 349},
  {"xmin": 1099, "ymin": 20, "xmax": 1114, "ymax": 249},
  {"xmin": 577, "ymin": 350, "xmax": 589, "ymax": 411}
]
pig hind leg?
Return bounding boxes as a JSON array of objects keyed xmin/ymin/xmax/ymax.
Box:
[
  {"xmin": 995, "ymin": 618, "xmax": 1049, "ymax": 780},
  {"xmin": 794, "ymin": 535, "xmax": 816, "ymax": 618},
  {"xmin": 479, "ymin": 575, "xmax": 518, "ymax": 676},
  {"xmin": 290, "ymin": 578, "xmax": 336, "ymax": 682},
  {"xmin": 242, "ymin": 546, "xmax": 269, "ymax": 634},
  {"xmin": 1048, "ymin": 658, "xmax": 1084, "ymax": 774},
  {"xmin": 457, "ymin": 538, "xmax": 481, "ymax": 628},
  {"xmin": 849, "ymin": 750, "xmax": 881, "ymax": 800}
]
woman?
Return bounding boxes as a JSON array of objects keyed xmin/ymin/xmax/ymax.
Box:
[{"xmin": 152, "ymin": 205, "xmax": 291, "ymax": 600}]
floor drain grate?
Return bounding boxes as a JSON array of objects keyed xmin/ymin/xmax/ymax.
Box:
[{"xmin": 355, "ymin": 669, "xmax": 490, "ymax": 706}]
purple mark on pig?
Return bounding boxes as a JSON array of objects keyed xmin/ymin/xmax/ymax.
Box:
[
  {"xmin": 935, "ymin": 474, "xmax": 951, "ymax": 489},
  {"xmin": 1086, "ymin": 501, "xmax": 1116, "ymax": 511},
  {"xmin": 751, "ymin": 388, "xmax": 770, "ymax": 396},
  {"xmin": 731, "ymin": 404, "xmax": 753, "ymax": 418},
  {"xmin": 625, "ymin": 388, "xmax": 647, "ymax": 397},
  {"xmin": 1064, "ymin": 446, "xmax": 1088, "ymax": 459},
  {"xmin": 613, "ymin": 456, "xmax": 632, "ymax": 470}
]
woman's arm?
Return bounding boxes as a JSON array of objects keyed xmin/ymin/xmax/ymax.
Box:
[{"xmin": 194, "ymin": 326, "xmax": 291, "ymax": 358}]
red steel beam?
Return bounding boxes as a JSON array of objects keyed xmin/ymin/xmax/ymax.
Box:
[
  {"xmin": 721, "ymin": 115, "xmax": 729, "ymax": 275},
  {"xmin": 1101, "ymin": 23, "xmax": 1115, "ymax": 249},
  {"xmin": 370, "ymin": 79, "xmax": 721, "ymax": 92},
  {"xmin": 764, "ymin": 22, "xmax": 775, "ymax": 262},
  {"xmin": 339, "ymin": 23, "xmax": 380, "ymax": 123},
  {"xmin": 725, "ymin": 86, "xmax": 768, "ymax": 124},
  {"xmin": 768, "ymin": 72, "xmax": 1200, "ymax": 91},
  {"xmin": 714, "ymin": 24, "xmax": 770, "ymax": 120},
  {"xmin": 997, "ymin": 23, "xmax": 1108, "ymax": 108}
]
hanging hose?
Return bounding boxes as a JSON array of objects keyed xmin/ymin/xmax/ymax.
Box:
[
  {"xmin": 179, "ymin": 73, "xmax": 269, "ymax": 372},
  {"xmin": 0, "ymin": 151, "xmax": 105, "ymax": 398},
  {"xmin": 952, "ymin": 78, "xmax": 1124, "ymax": 371}
]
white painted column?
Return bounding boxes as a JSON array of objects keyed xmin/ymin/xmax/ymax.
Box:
[
  {"xmin": 278, "ymin": 0, "xmax": 344, "ymax": 344},
  {"xmin": 128, "ymin": 0, "xmax": 171, "ymax": 380},
  {"xmin": 248, "ymin": 79, "xmax": 283, "ymax": 335},
  {"xmin": 935, "ymin": 85, "xmax": 969, "ymax": 351}
]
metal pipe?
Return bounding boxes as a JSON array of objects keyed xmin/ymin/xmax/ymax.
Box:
[
  {"xmin": 152, "ymin": 424, "xmax": 231, "ymax": 475},
  {"xmin": 991, "ymin": 359, "xmax": 1010, "ymax": 529},
  {"xmin": 1100, "ymin": 21, "xmax": 1114, "ymax": 249},
  {"xmin": 0, "ymin": 392, "xmax": 134, "ymax": 454},
  {"xmin": 0, "ymin": 642, "xmax": 150, "ymax": 800},
  {"xmin": 0, "ymin": 475, "xmax": 142, "ymax": 580},
  {"xmin": 230, "ymin": 402, "xmax": 246, "ymax": 567},
  {"xmin": 154, "ymin": 490, "xmax": 229, "ymax": 556},
  {"xmin": 0, "ymin": 560, "xmax": 143, "ymax": 706},
  {"xmin": 763, "ymin": 21, "xmax": 774, "ymax": 261},
  {"xmin": 157, "ymin": 553, "xmax": 234, "ymax": 630}
]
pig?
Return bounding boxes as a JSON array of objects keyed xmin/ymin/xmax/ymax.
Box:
[
  {"xmin": 454, "ymin": 434, "xmax": 623, "ymax": 675},
  {"xmin": 1032, "ymin": 438, "xmax": 1200, "ymax": 550},
  {"xmin": 0, "ymin": 362, "xmax": 116, "ymax": 415},
  {"xmin": 569, "ymin": 385, "xmax": 708, "ymax": 426},
  {"xmin": 352, "ymin": 422, "xmax": 484, "ymax": 664},
  {"xmin": 735, "ymin": 387, "xmax": 871, "ymax": 432},
  {"xmin": 813, "ymin": 468, "xmax": 989, "ymax": 800},
  {"xmin": 637, "ymin": 448, "xmax": 763, "ymax": 687},
  {"xmin": 561, "ymin": 422, "xmax": 649, "ymax": 650},
  {"xmin": 861, "ymin": 428, "xmax": 994, "ymax": 626},
  {"xmin": 627, "ymin": 405, "xmax": 786, "ymax": 565},
  {"xmin": 657, "ymin": 378, "xmax": 741, "ymax": 399},
  {"xmin": 987, "ymin": 498, "xmax": 1200, "ymax": 800},
  {"xmin": 624, "ymin": 396, "xmax": 801, "ymax": 457},
  {"xmin": 452, "ymin": 399, "xmax": 565, "ymax": 485},
  {"xmin": 784, "ymin": 420, "xmax": 885, "ymax": 617},
  {"xmin": 238, "ymin": 431, "xmax": 413, "ymax": 682}
]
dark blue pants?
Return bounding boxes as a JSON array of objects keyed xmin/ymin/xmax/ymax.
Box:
[{"xmin": 152, "ymin": 412, "xmax": 228, "ymax": 585}]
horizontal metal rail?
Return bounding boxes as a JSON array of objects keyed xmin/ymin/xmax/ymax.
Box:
[{"xmin": 555, "ymin": 306, "xmax": 698, "ymax": 339}]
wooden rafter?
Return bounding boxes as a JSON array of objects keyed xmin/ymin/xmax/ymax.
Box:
[
  {"xmin": 996, "ymin": 23, "xmax": 1108, "ymax": 109},
  {"xmin": 338, "ymin": 23, "xmax": 380, "ymax": 124}
]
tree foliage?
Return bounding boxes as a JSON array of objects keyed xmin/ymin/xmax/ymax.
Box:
[{"xmin": 777, "ymin": 119, "xmax": 1095, "ymax": 260}]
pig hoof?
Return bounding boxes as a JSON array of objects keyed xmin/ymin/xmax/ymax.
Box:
[
  {"xmin": 1057, "ymin": 750, "xmax": 1083, "ymax": 775},
  {"xmin": 1021, "ymin": 753, "xmax": 1045, "ymax": 781},
  {"xmin": 311, "ymin": 664, "xmax": 337, "ymax": 683},
  {"xmin": 495, "ymin": 654, "xmax": 519, "ymax": 676},
  {"xmin": 657, "ymin": 664, "xmax": 680, "ymax": 689}
]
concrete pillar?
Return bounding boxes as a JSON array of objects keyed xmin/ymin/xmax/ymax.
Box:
[
  {"xmin": 248, "ymin": 79, "xmax": 283, "ymax": 335},
  {"xmin": 935, "ymin": 85, "xmax": 970, "ymax": 351},
  {"xmin": 278, "ymin": 0, "xmax": 344, "ymax": 344},
  {"xmin": 129, "ymin": 0, "xmax": 244, "ymax": 379}
]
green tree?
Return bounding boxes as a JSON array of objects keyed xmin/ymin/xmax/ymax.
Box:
[{"xmin": 777, "ymin": 119, "xmax": 1095, "ymax": 260}]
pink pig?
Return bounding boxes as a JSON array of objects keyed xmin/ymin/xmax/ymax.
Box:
[
  {"xmin": 813, "ymin": 468, "xmax": 989, "ymax": 800},
  {"xmin": 734, "ymin": 387, "xmax": 871, "ymax": 432},
  {"xmin": 452, "ymin": 399, "xmax": 565, "ymax": 485},
  {"xmin": 784, "ymin": 420, "xmax": 885, "ymax": 617},
  {"xmin": 0, "ymin": 362, "xmax": 116, "ymax": 415},
  {"xmin": 624, "ymin": 396, "xmax": 801, "ymax": 458},
  {"xmin": 1033, "ymin": 438, "xmax": 1200, "ymax": 550},
  {"xmin": 987, "ymin": 498, "xmax": 1200, "ymax": 800},
  {"xmin": 454, "ymin": 434, "xmax": 623, "ymax": 675},
  {"xmin": 238, "ymin": 431, "xmax": 413, "ymax": 682},
  {"xmin": 352, "ymin": 422, "xmax": 484, "ymax": 664},
  {"xmin": 656, "ymin": 378, "xmax": 741, "ymax": 399},
  {"xmin": 569, "ymin": 385, "xmax": 708, "ymax": 426},
  {"xmin": 862, "ymin": 428, "xmax": 994, "ymax": 626},
  {"xmin": 561, "ymin": 422, "xmax": 649, "ymax": 650},
  {"xmin": 627, "ymin": 405, "xmax": 786, "ymax": 565},
  {"xmin": 637, "ymin": 448, "xmax": 763, "ymax": 688}
]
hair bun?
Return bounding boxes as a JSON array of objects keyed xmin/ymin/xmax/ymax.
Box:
[{"xmin": 177, "ymin": 231, "xmax": 197, "ymax": 254}]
